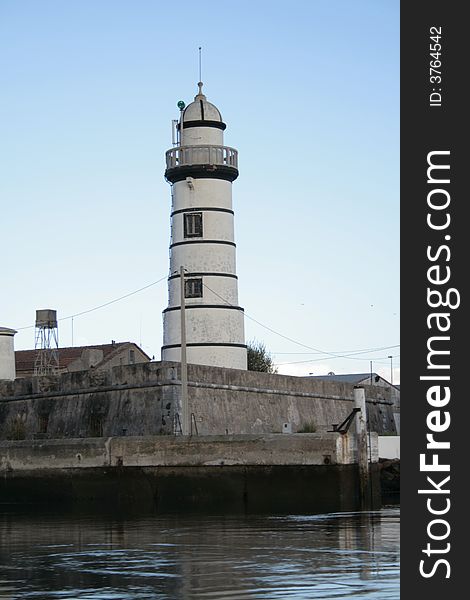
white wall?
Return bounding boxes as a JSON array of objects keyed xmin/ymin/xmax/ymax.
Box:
[
  {"xmin": 0, "ymin": 328, "xmax": 16, "ymax": 380},
  {"xmin": 162, "ymin": 345, "xmax": 247, "ymax": 370},
  {"xmin": 171, "ymin": 211, "xmax": 234, "ymax": 242},
  {"xmin": 163, "ymin": 307, "xmax": 245, "ymax": 346},
  {"xmin": 168, "ymin": 275, "xmax": 239, "ymax": 306},
  {"xmin": 181, "ymin": 126, "xmax": 223, "ymax": 147},
  {"xmin": 172, "ymin": 179, "xmax": 232, "ymax": 211},
  {"xmin": 378, "ymin": 436, "xmax": 400, "ymax": 459}
]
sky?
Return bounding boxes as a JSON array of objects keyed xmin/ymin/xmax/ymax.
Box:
[{"xmin": 0, "ymin": 0, "xmax": 399, "ymax": 382}]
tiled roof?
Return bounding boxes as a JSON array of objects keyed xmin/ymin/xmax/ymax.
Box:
[{"xmin": 15, "ymin": 342, "xmax": 137, "ymax": 373}]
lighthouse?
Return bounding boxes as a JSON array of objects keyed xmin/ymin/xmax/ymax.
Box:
[{"xmin": 161, "ymin": 82, "xmax": 247, "ymax": 370}]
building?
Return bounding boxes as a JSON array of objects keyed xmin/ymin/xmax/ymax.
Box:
[
  {"xmin": 14, "ymin": 342, "xmax": 150, "ymax": 379},
  {"xmin": 161, "ymin": 82, "xmax": 247, "ymax": 370}
]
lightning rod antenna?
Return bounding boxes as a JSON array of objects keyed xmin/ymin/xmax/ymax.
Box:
[{"xmin": 198, "ymin": 46, "xmax": 202, "ymax": 83}]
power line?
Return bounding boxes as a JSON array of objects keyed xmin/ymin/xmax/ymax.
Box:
[
  {"xmin": 201, "ymin": 281, "xmax": 399, "ymax": 362},
  {"xmin": 272, "ymin": 345, "xmax": 399, "ymax": 355},
  {"xmin": 15, "ymin": 275, "xmax": 168, "ymax": 331},
  {"xmin": 245, "ymin": 312, "xmax": 399, "ymax": 360},
  {"xmin": 14, "ymin": 275, "xmax": 400, "ymax": 366},
  {"xmin": 274, "ymin": 354, "xmax": 400, "ymax": 367}
]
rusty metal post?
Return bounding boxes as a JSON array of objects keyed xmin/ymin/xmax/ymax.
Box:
[{"xmin": 354, "ymin": 386, "xmax": 370, "ymax": 509}]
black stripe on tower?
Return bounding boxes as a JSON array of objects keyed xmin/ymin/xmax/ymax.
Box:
[
  {"xmin": 169, "ymin": 240, "xmax": 236, "ymax": 249},
  {"xmin": 165, "ymin": 164, "xmax": 238, "ymax": 183},
  {"xmin": 163, "ymin": 304, "xmax": 244, "ymax": 314},
  {"xmin": 181, "ymin": 119, "xmax": 226, "ymax": 130},
  {"xmin": 162, "ymin": 342, "xmax": 247, "ymax": 350},
  {"xmin": 171, "ymin": 207, "xmax": 234, "ymax": 217},
  {"xmin": 168, "ymin": 272, "xmax": 238, "ymax": 280}
]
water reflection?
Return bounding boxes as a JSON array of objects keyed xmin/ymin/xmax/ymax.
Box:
[{"xmin": 0, "ymin": 508, "xmax": 399, "ymax": 599}]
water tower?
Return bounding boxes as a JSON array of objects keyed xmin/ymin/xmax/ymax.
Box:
[{"xmin": 34, "ymin": 309, "xmax": 60, "ymax": 376}]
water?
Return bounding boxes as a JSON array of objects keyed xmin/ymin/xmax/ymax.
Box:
[{"xmin": 0, "ymin": 507, "xmax": 399, "ymax": 599}]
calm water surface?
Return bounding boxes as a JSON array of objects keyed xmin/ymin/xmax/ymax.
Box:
[{"xmin": 0, "ymin": 507, "xmax": 399, "ymax": 599}]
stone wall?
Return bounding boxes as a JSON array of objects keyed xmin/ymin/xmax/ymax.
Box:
[{"xmin": 0, "ymin": 361, "xmax": 397, "ymax": 441}]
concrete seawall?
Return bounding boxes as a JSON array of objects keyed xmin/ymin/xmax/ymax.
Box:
[
  {"xmin": 0, "ymin": 433, "xmax": 379, "ymax": 470},
  {"xmin": 0, "ymin": 434, "xmax": 380, "ymax": 513}
]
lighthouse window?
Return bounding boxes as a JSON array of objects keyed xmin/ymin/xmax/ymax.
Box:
[
  {"xmin": 184, "ymin": 212, "xmax": 203, "ymax": 237},
  {"xmin": 185, "ymin": 278, "xmax": 203, "ymax": 298}
]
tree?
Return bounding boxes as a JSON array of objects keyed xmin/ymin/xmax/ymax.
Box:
[{"xmin": 247, "ymin": 340, "xmax": 277, "ymax": 373}]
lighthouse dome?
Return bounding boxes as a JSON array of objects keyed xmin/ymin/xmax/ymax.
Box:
[{"xmin": 182, "ymin": 82, "xmax": 225, "ymax": 128}]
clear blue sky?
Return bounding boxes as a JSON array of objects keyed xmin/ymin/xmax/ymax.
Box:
[{"xmin": 0, "ymin": 0, "xmax": 399, "ymax": 381}]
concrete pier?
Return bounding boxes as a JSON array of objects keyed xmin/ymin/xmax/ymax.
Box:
[{"xmin": 0, "ymin": 433, "xmax": 381, "ymax": 513}]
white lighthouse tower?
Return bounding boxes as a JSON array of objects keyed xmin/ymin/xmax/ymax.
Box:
[{"xmin": 162, "ymin": 82, "xmax": 247, "ymax": 370}]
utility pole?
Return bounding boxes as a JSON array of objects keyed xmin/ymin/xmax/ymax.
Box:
[
  {"xmin": 388, "ymin": 355, "xmax": 393, "ymax": 385},
  {"xmin": 180, "ymin": 266, "xmax": 189, "ymax": 435},
  {"xmin": 354, "ymin": 386, "xmax": 370, "ymax": 509}
]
